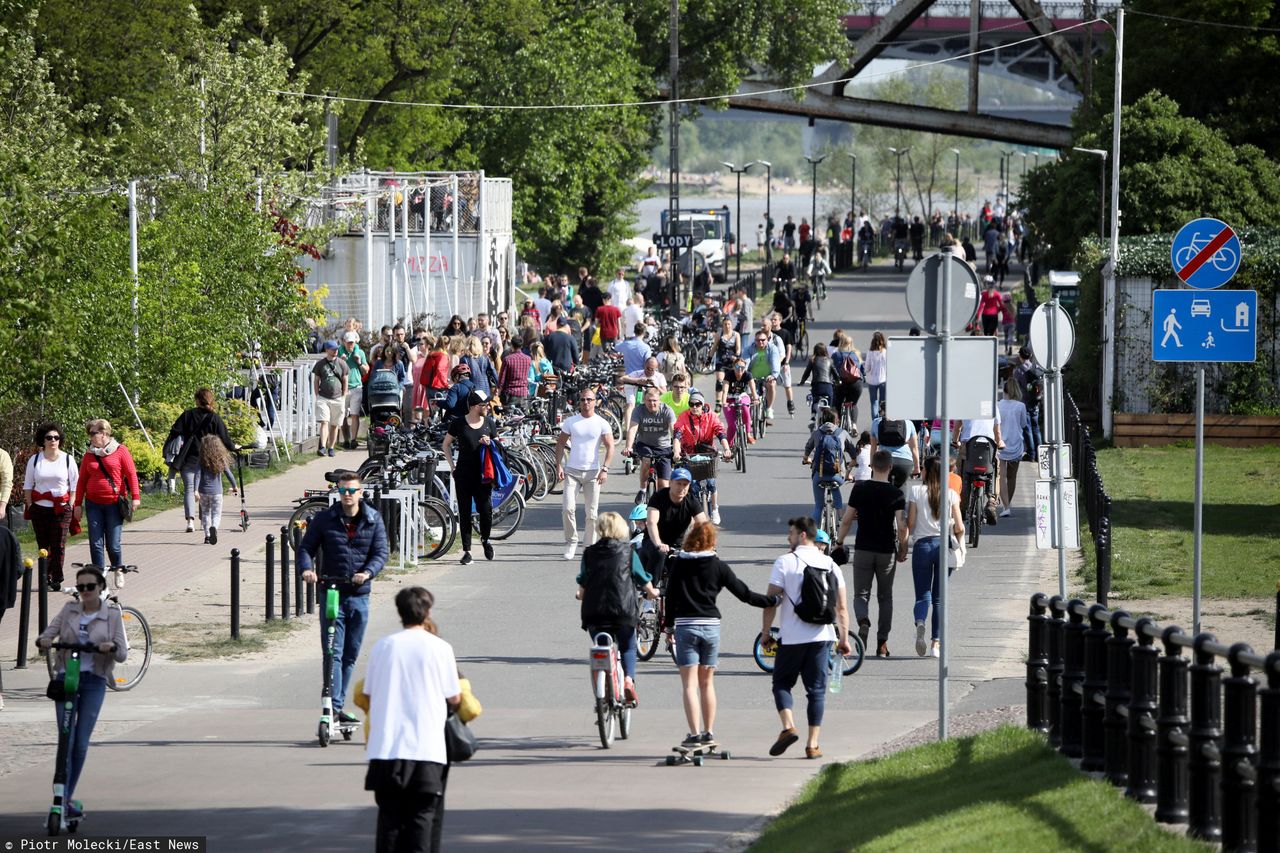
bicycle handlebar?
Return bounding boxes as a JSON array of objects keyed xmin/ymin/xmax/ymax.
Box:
[{"xmin": 70, "ymin": 563, "xmax": 140, "ymax": 573}]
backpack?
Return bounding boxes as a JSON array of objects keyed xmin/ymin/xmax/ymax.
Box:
[
  {"xmin": 878, "ymin": 418, "xmax": 907, "ymax": 447},
  {"xmin": 1022, "ymin": 365, "xmax": 1044, "ymax": 408},
  {"xmin": 836, "ymin": 351, "xmax": 861, "ymax": 384},
  {"xmin": 815, "ymin": 430, "xmax": 844, "ymax": 480},
  {"xmin": 789, "ymin": 556, "xmax": 838, "ymax": 625}
]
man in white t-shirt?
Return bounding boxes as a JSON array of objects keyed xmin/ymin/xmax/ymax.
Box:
[
  {"xmin": 622, "ymin": 294, "xmax": 645, "ymax": 338},
  {"xmin": 362, "ymin": 587, "xmax": 461, "ymax": 853},
  {"xmin": 952, "ymin": 413, "xmax": 1004, "ymax": 525},
  {"xmin": 608, "ymin": 268, "xmax": 632, "ymax": 311},
  {"xmin": 555, "ymin": 390, "xmax": 616, "ymax": 560},
  {"xmin": 760, "ymin": 517, "xmax": 851, "ymax": 759}
]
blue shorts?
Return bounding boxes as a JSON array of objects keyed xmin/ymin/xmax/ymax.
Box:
[{"xmin": 674, "ymin": 622, "xmax": 721, "ymax": 668}]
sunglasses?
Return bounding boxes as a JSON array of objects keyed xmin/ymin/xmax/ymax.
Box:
[
  {"xmin": 690, "ymin": 401, "xmax": 704, "ymax": 407},
  {"xmin": 337, "ymin": 487, "xmax": 362, "ymax": 495},
  {"xmin": 43, "ymin": 435, "xmax": 62, "ymax": 442},
  {"xmin": 76, "ymin": 583, "xmax": 99, "ymax": 592}
]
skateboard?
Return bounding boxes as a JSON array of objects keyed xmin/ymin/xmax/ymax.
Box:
[{"xmin": 666, "ymin": 741, "xmax": 731, "ymax": 766}]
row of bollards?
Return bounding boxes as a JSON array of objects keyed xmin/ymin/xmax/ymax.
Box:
[{"xmin": 229, "ymin": 527, "xmax": 316, "ymax": 640}]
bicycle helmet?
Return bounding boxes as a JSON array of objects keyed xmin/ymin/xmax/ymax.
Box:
[
  {"xmin": 629, "ymin": 504, "xmax": 649, "ymax": 521},
  {"xmin": 815, "ymin": 529, "xmax": 831, "ymax": 546},
  {"xmin": 450, "ymin": 362, "xmax": 472, "ymax": 379}
]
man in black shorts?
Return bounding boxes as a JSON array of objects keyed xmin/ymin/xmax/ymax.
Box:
[{"xmin": 623, "ymin": 387, "xmax": 676, "ymax": 493}]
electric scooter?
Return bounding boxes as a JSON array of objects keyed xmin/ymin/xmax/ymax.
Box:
[
  {"xmin": 235, "ymin": 448, "xmax": 251, "ymax": 532},
  {"xmin": 46, "ymin": 640, "xmax": 106, "ymax": 836},
  {"xmin": 316, "ymin": 576, "xmax": 360, "ymax": 747}
]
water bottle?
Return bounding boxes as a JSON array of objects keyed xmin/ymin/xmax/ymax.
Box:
[{"xmin": 828, "ymin": 650, "xmax": 844, "ymax": 694}]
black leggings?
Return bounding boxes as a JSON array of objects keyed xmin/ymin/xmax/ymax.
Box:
[
  {"xmin": 452, "ymin": 471, "xmax": 493, "ymax": 553},
  {"xmin": 833, "ymin": 380, "xmax": 864, "ymax": 425}
]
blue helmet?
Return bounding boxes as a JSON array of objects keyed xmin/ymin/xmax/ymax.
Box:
[
  {"xmin": 629, "ymin": 504, "xmax": 649, "ymax": 521},
  {"xmin": 815, "ymin": 529, "xmax": 831, "ymax": 545}
]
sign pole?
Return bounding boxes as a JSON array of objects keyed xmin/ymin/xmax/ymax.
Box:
[
  {"xmin": 1193, "ymin": 365, "xmax": 1204, "ymax": 635},
  {"xmin": 1049, "ymin": 299, "xmax": 1067, "ymax": 599},
  {"xmin": 938, "ymin": 253, "xmax": 951, "ymax": 742}
]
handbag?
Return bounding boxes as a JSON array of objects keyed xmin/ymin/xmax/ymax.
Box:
[
  {"xmin": 444, "ymin": 710, "xmax": 477, "ymax": 763},
  {"xmin": 45, "ymin": 677, "xmax": 65, "ymax": 702},
  {"xmin": 95, "ymin": 453, "xmax": 134, "ymax": 523},
  {"xmin": 947, "ymin": 533, "xmax": 966, "ymax": 569}
]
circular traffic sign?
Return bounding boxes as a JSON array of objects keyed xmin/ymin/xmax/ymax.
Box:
[
  {"xmin": 1170, "ymin": 217, "xmax": 1241, "ymax": 290},
  {"xmin": 904, "ymin": 253, "xmax": 979, "ymax": 334},
  {"xmin": 1029, "ymin": 302, "xmax": 1075, "ymax": 371}
]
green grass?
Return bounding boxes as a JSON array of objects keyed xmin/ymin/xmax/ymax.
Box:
[
  {"xmin": 1085, "ymin": 445, "xmax": 1280, "ymax": 599},
  {"xmin": 749, "ymin": 726, "xmax": 1207, "ymax": 853},
  {"xmin": 152, "ymin": 614, "xmax": 308, "ymax": 661}
]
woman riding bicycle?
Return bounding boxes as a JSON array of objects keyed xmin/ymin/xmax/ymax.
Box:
[
  {"xmin": 722, "ymin": 360, "xmax": 758, "ymax": 449},
  {"xmin": 576, "ymin": 512, "xmax": 658, "ymax": 704},
  {"xmin": 36, "ymin": 565, "xmax": 127, "ymax": 822},
  {"xmin": 713, "ymin": 315, "xmax": 741, "ymax": 411},
  {"xmin": 799, "ymin": 343, "xmax": 835, "ymax": 428}
]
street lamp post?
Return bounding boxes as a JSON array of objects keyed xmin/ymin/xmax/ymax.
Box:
[
  {"xmin": 803, "ymin": 154, "xmax": 826, "ymax": 248},
  {"xmin": 1072, "ymin": 146, "xmax": 1108, "ymax": 242},
  {"xmin": 721, "ymin": 161, "xmax": 754, "ymax": 283},
  {"xmin": 847, "ymin": 152, "xmax": 857, "ymax": 268},
  {"xmin": 758, "ymin": 160, "xmax": 773, "ymax": 263},
  {"xmin": 950, "ymin": 148, "xmax": 961, "ymax": 235},
  {"xmin": 1000, "ymin": 149, "xmax": 1017, "ymax": 208},
  {"xmin": 888, "ymin": 146, "xmax": 910, "ymax": 218}
]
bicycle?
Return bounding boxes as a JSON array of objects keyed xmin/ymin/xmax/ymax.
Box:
[
  {"xmin": 726, "ymin": 393, "xmax": 752, "ymax": 473},
  {"xmin": 46, "ymin": 565, "xmax": 151, "ymax": 692},
  {"xmin": 858, "ymin": 239, "xmax": 873, "ymax": 270},
  {"xmin": 589, "ymin": 629, "xmax": 634, "ymax": 748},
  {"xmin": 1174, "ymin": 234, "xmax": 1238, "ymax": 272},
  {"xmin": 960, "ymin": 436, "xmax": 997, "ymax": 549},
  {"xmin": 816, "ymin": 478, "xmax": 842, "ymax": 542},
  {"xmin": 751, "ymin": 626, "xmax": 865, "ymax": 675},
  {"xmin": 635, "ymin": 552, "xmax": 677, "ymax": 664}
]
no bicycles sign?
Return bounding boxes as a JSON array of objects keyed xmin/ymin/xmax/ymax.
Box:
[{"xmin": 1170, "ymin": 217, "xmax": 1241, "ymax": 290}]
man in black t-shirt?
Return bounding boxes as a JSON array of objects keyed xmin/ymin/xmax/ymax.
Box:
[
  {"xmin": 834, "ymin": 450, "xmax": 907, "ymax": 658},
  {"xmin": 640, "ymin": 469, "xmax": 709, "ymax": 576}
]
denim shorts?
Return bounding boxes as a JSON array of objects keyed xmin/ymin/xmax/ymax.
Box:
[{"xmin": 674, "ymin": 622, "xmax": 721, "ymax": 668}]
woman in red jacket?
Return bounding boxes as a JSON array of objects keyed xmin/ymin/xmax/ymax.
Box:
[
  {"xmin": 72, "ymin": 420, "xmax": 141, "ymax": 589},
  {"xmin": 417, "ymin": 336, "xmax": 452, "ymax": 417}
]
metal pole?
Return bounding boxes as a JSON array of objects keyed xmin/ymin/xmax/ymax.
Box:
[
  {"xmin": 1101, "ymin": 8, "xmax": 1124, "ymax": 440},
  {"xmin": 16, "ymin": 558, "xmax": 34, "ymax": 668},
  {"xmin": 401, "ymin": 185, "xmax": 411, "ymax": 323},
  {"xmin": 1050, "ymin": 299, "xmax": 1067, "ymax": 599},
  {"xmin": 848, "ymin": 154, "xmax": 856, "ymax": 224},
  {"xmin": 452, "ymin": 175, "xmax": 460, "ymax": 318},
  {"xmin": 364, "ymin": 186, "xmax": 374, "ymax": 332},
  {"xmin": 389, "ymin": 188, "xmax": 398, "ymax": 325},
  {"xmin": 1193, "ymin": 366, "xmax": 1204, "ymax": 636},
  {"xmin": 265, "ymin": 534, "xmax": 276, "ymax": 621},
  {"xmin": 736, "ymin": 169, "xmax": 743, "ymax": 282},
  {"xmin": 953, "ymin": 150, "xmax": 960, "ymax": 223},
  {"xmin": 939, "ymin": 252, "xmax": 952, "ymax": 741},
  {"xmin": 230, "ymin": 549, "xmax": 241, "ymax": 640},
  {"xmin": 764, "ymin": 162, "xmax": 773, "ymax": 264},
  {"xmin": 128, "ymin": 179, "xmax": 139, "ymax": 352}
]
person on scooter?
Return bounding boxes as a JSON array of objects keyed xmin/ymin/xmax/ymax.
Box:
[
  {"xmin": 297, "ymin": 471, "xmax": 389, "ymax": 727},
  {"xmin": 36, "ymin": 565, "xmax": 127, "ymax": 822}
]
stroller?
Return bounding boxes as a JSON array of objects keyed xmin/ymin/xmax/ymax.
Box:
[{"xmin": 365, "ymin": 368, "xmax": 404, "ymax": 428}]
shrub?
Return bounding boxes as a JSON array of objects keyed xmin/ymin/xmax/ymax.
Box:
[
  {"xmin": 220, "ymin": 397, "xmax": 259, "ymax": 447},
  {"xmin": 117, "ymin": 428, "xmax": 166, "ymax": 483},
  {"xmin": 137, "ymin": 401, "xmax": 186, "ymax": 437}
]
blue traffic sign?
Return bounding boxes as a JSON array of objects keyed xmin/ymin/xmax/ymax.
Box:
[
  {"xmin": 1152, "ymin": 289, "xmax": 1256, "ymax": 363},
  {"xmin": 1170, "ymin": 217, "xmax": 1241, "ymax": 290}
]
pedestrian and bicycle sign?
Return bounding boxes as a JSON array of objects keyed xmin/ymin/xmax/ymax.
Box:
[
  {"xmin": 1151, "ymin": 289, "xmax": 1256, "ymax": 362},
  {"xmin": 1170, "ymin": 217, "xmax": 1241, "ymax": 290}
]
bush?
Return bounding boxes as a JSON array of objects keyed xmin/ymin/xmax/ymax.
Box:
[
  {"xmin": 137, "ymin": 401, "xmax": 186, "ymax": 437},
  {"xmin": 220, "ymin": 397, "xmax": 259, "ymax": 448},
  {"xmin": 117, "ymin": 428, "xmax": 166, "ymax": 483}
]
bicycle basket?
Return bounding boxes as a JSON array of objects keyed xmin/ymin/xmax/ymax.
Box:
[{"xmin": 685, "ymin": 454, "xmax": 717, "ymax": 482}]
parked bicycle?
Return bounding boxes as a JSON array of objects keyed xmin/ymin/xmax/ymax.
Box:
[{"xmin": 46, "ymin": 565, "xmax": 151, "ymax": 692}]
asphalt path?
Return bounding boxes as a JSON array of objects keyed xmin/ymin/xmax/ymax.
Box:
[{"xmin": 0, "ymin": 262, "xmax": 1047, "ymax": 850}]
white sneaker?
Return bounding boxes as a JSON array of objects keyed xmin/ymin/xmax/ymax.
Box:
[
  {"xmin": 915, "ymin": 621, "xmax": 927, "ymax": 657},
  {"xmin": 999, "ymin": 506, "xmax": 1012, "ymax": 518},
  {"xmin": 185, "ymin": 519, "xmax": 194, "ymax": 533},
  {"xmin": 710, "ymin": 508, "xmax": 721, "ymax": 525},
  {"xmin": 765, "ymin": 407, "xmax": 775, "ymax": 420},
  {"xmin": 112, "ymin": 569, "xmax": 125, "ymax": 590},
  {"xmin": 931, "ymin": 641, "xmax": 940, "ymax": 658},
  {"xmin": 563, "ymin": 543, "xmax": 577, "ymax": 561}
]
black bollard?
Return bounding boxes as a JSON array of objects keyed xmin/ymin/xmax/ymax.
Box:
[
  {"xmin": 1104, "ymin": 610, "xmax": 1133, "ymax": 787},
  {"xmin": 265, "ymin": 534, "xmax": 276, "ymax": 621},
  {"xmin": 1026, "ymin": 594, "xmax": 1050, "ymax": 733},
  {"xmin": 293, "ymin": 537, "xmax": 303, "ymax": 618},
  {"xmin": 1156, "ymin": 626, "xmax": 1191, "ymax": 824},
  {"xmin": 1048, "ymin": 596, "xmax": 1065, "ymax": 748},
  {"xmin": 1060, "ymin": 600, "xmax": 1087, "ymax": 759},
  {"xmin": 230, "ymin": 548, "xmax": 241, "ymax": 640},
  {"xmin": 1126, "ymin": 618, "xmax": 1159, "ymax": 804},
  {"xmin": 1081, "ymin": 604, "xmax": 1110, "ymax": 771},
  {"xmin": 306, "ymin": 574, "xmax": 315, "ymax": 615},
  {"xmin": 1188, "ymin": 633, "xmax": 1223, "ymax": 843},
  {"xmin": 16, "ymin": 557, "xmax": 35, "ymax": 669},
  {"xmin": 1258, "ymin": 652, "xmax": 1280, "ymax": 852},
  {"xmin": 1220, "ymin": 644, "xmax": 1258, "ymax": 852},
  {"xmin": 280, "ymin": 526, "xmax": 291, "ymax": 611},
  {"xmin": 38, "ymin": 558, "xmax": 49, "ymax": 635}
]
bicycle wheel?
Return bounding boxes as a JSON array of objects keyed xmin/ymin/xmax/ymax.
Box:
[
  {"xmin": 843, "ymin": 630, "xmax": 865, "ymax": 676},
  {"xmin": 820, "ymin": 497, "xmax": 838, "ymax": 542},
  {"xmin": 488, "ymin": 490, "xmax": 525, "ymax": 540},
  {"xmin": 619, "ymin": 685, "xmax": 632, "ymax": 740},
  {"xmin": 288, "ymin": 498, "xmax": 329, "ymax": 550},
  {"xmin": 110, "ymin": 606, "xmax": 152, "ymax": 691},
  {"xmin": 598, "ymin": 407, "xmax": 623, "ymax": 443},
  {"xmin": 417, "ymin": 498, "xmax": 455, "ymax": 560},
  {"xmin": 966, "ymin": 489, "xmax": 983, "ymax": 549},
  {"xmin": 734, "ymin": 436, "xmax": 745, "ymax": 473},
  {"xmin": 596, "ymin": 692, "xmax": 616, "ymax": 748},
  {"xmin": 636, "ymin": 608, "xmax": 659, "ymax": 661},
  {"xmin": 752, "ymin": 627, "xmax": 781, "ymax": 672}
]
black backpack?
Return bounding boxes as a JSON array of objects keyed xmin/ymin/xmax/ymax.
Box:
[
  {"xmin": 1022, "ymin": 365, "xmax": 1044, "ymax": 408},
  {"xmin": 878, "ymin": 418, "xmax": 907, "ymax": 447},
  {"xmin": 579, "ymin": 541, "xmax": 640, "ymax": 630},
  {"xmin": 789, "ymin": 556, "xmax": 838, "ymax": 625}
]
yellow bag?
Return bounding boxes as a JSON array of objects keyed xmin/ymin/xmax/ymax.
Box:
[
  {"xmin": 591, "ymin": 325, "xmax": 602, "ymax": 346},
  {"xmin": 458, "ymin": 677, "xmax": 483, "ymax": 723}
]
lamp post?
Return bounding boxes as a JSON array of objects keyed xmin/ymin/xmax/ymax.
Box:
[
  {"xmin": 721, "ymin": 161, "xmax": 754, "ymax": 282},
  {"xmin": 950, "ymin": 148, "xmax": 961, "ymax": 235},
  {"xmin": 888, "ymin": 146, "xmax": 910, "ymax": 219},
  {"xmin": 803, "ymin": 154, "xmax": 826, "ymax": 247},
  {"xmin": 758, "ymin": 160, "xmax": 773, "ymax": 263},
  {"xmin": 1072, "ymin": 146, "xmax": 1108, "ymax": 242},
  {"xmin": 1000, "ymin": 149, "xmax": 1017, "ymax": 208},
  {"xmin": 847, "ymin": 152, "xmax": 857, "ymax": 268}
]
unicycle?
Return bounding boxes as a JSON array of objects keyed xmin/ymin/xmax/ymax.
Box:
[
  {"xmin": 46, "ymin": 641, "xmax": 105, "ymax": 836},
  {"xmin": 316, "ymin": 579, "xmax": 359, "ymax": 747}
]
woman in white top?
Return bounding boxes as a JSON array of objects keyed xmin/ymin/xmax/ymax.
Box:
[
  {"xmin": 23, "ymin": 421, "xmax": 79, "ymax": 588},
  {"xmin": 995, "ymin": 377, "xmax": 1030, "ymax": 518},
  {"xmin": 906, "ymin": 456, "xmax": 964, "ymax": 658},
  {"xmin": 864, "ymin": 331, "xmax": 888, "ymax": 417},
  {"xmin": 657, "ymin": 335, "xmax": 687, "ymax": 387}
]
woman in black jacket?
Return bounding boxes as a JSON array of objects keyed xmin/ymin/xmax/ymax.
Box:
[
  {"xmin": 165, "ymin": 388, "xmax": 235, "ymax": 535},
  {"xmin": 664, "ymin": 522, "xmax": 778, "ymax": 748},
  {"xmin": 576, "ymin": 512, "xmax": 658, "ymax": 704}
]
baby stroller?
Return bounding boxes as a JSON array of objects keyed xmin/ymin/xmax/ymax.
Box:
[{"xmin": 365, "ymin": 368, "xmax": 404, "ymax": 428}]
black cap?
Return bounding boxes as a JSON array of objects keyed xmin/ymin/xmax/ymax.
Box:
[{"xmin": 467, "ymin": 389, "xmax": 490, "ymax": 407}]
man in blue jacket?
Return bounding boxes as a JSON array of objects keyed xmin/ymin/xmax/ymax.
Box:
[{"xmin": 297, "ymin": 471, "xmax": 389, "ymax": 725}]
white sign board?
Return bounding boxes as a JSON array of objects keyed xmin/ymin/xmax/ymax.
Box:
[
  {"xmin": 1029, "ymin": 302, "xmax": 1076, "ymax": 371},
  {"xmin": 885, "ymin": 336, "xmax": 997, "ymax": 421},
  {"xmin": 1035, "ymin": 478, "xmax": 1080, "ymax": 550},
  {"xmin": 1038, "ymin": 444, "xmax": 1072, "ymax": 480}
]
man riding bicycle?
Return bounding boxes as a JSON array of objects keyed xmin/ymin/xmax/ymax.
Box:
[
  {"xmin": 673, "ymin": 391, "xmax": 733, "ymax": 525},
  {"xmin": 891, "ymin": 215, "xmax": 909, "ymax": 270},
  {"xmin": 769, "ymin": 313, "xmax": 797, "ymax": 417},
  {"xmin": 742, "ymin": 329, "xmax": 781, "ymax": 424},
  {"xmin": 857, "ymin": 221, "xmax": 876, "ymax": 268},
  {"xmin": 640, "ymin": 467, "xmax": 710, "ymax": 577},
  {"xmin": 623, "ymin": 387, "xmax": 677, "ymax": 493},
  {"xmin": 774, "ymin": 252, "xmax": 797, "ymax": 289},
  {"xmin": 952, "ymin": 414, "xmax": 1005, "ymax": 526}
]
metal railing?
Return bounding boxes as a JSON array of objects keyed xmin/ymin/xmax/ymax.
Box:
[
  {"xmin": 1026, "ymin": 595, "xmax": 1280, "ymax": 850},
  {"xmin": 1064, "ymin": 391, "xmax": 1113, "ymax": 603}
]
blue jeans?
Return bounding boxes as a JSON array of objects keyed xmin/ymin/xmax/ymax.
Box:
[
  {"xmin": 674, "ymin": 622, "xmax": 721, "ymax": 668},
  {"xmin": 588, "ymin": 624, "xmax": 637, "ymax": 679},
  {"xmin": 320, "ymin": 593, "xmax": 369, "ymax": 712},
  {"xmin": 911, "ymin": 536, "xmax": 953, "ymax": 641},
  {"xmin": 53, "ymin": 672, "xmax": 107, "ymax": 803},
  {"xmin": 771, "ymin": 641, "xmax": 832, "ymax": 726},
  {"xmin": 1025, "ymin": 404, "xmax": 1042, "ymax": 460},
  {"xmin": 84, "ymin": 500, "xmax": 123, "ymax": 568},
  {"xmin": 181, "ymin": 456, "xmax": 201, "ymax": 520},
  {"xmin": 869, "ymin": 382, "xmax": 886, "ymax": 415},
  {"xmin": 811, "ymin": 475, "xmax": 844, "ymax": 523}
]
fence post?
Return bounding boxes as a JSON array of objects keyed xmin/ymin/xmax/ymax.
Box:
[
  {"xmin": 1221, "ymin": 643, "xmax": 1258, "ymax": 851},
  {"xmin": 1156, "ymin": 625, "xmax": 1191, "ymax": 824},
  {"xmin": 1060, "ymin": 600, "xmax": 1087, "ymax": 758},
  {"xmin": 1188, "ymin": 633, "xmax": 1223, "ymax": 843},
  {"xmin": 1048, "ymin": 597, "xmax": 1065, "ymax": 748},
  {"xmin": 15, "ymin": 558, "xmax": 34, "ymax": 669},
  {"xmin": 1258, "ymin": 651, "xmax": 1280, "ymax": 852},
  {"xmin": 281, "ymin": 533, "xmax": 291, "ymax": 621},
  {"xmin": 1081, "ymin": 604, "xmax": 1110, "ymax": 771},
  {"xmin": 230, "ymin": 548, "xmax": 241, "ymax": 640},
  {"xmin": 1104, "ymin": 610, "xmax": 1133, "ymax": 787},
  {"xmin": 265, "ymin": 534, "xmax": 275, "ymax": 621},
  {"xmin": 1126, "ymin": 618, "xmax": 1159, "ymax": 804},
  {"xmin": 1097, "ymin": 500, "xmax": 1112, "ymax": 606},
  {"xmin": 38, "ymin": 560, "xmax": 49, "ymax": 635},
  {"xmin": 1026, "ymin": 593, "xmax": 1050, "ymax": 733}
]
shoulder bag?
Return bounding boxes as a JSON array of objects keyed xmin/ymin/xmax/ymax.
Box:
[
  {"xmin": 444, "ymin": 710, "xmax": 478, "ymax": 763},
  {"xmin": 95, "ymin": 453, "xmax": 134, "ymax": 523}
]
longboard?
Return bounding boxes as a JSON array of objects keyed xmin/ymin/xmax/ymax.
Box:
[{"xmin": 665, "ymin": 742, "xmax": 731, "ymax": 766}]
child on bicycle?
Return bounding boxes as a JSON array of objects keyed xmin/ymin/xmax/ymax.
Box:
[{"xmin": 195, "ymin": 434, "xmax": 238, "ymax": 546}]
